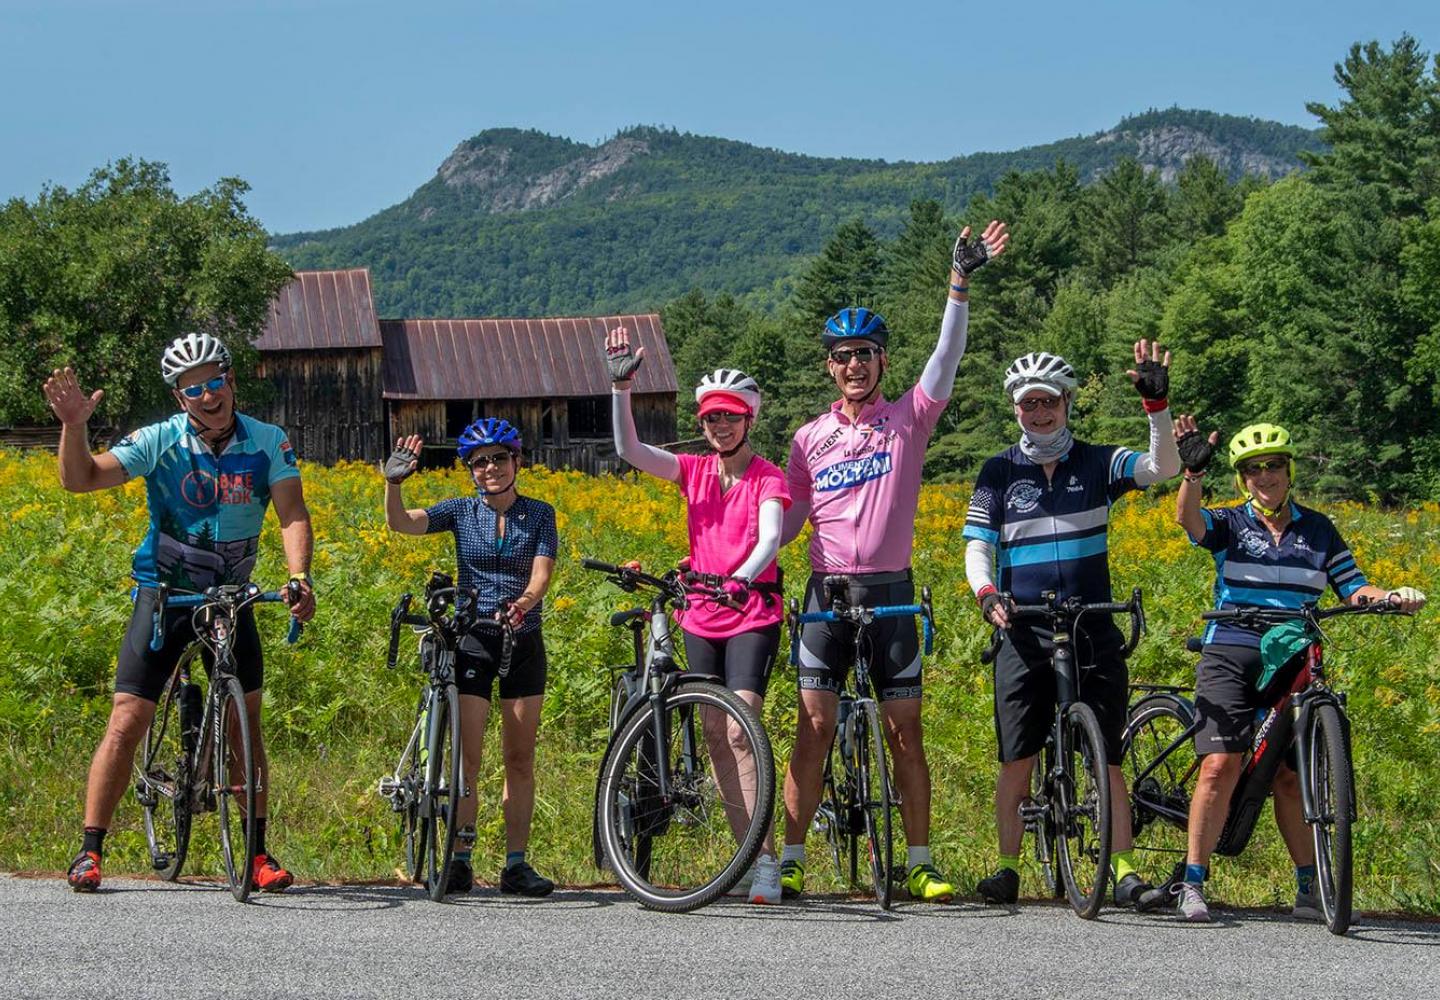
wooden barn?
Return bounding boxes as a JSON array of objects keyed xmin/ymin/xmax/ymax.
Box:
[{"xmin": 250, "ymin": 268, "xmax": 678, "ymax": 473}]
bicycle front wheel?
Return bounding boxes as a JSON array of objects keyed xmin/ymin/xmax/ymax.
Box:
[
  {"xmin": 422, "ymin": 685, "xmax": 464, "ymax": 902},
  {"xmin": 136, "ymin": 654, "xmax": 198, "ymax": 880},
  {"xmin": 856, "ymin": 701, "xmax": 894, "ymax": 909},
  {"xmin": 214, "ymin": 675, "xmax": 256, "ymax": 902},
  {"xmin": 597, "ymin": 681, "xmax": 774, "ymax": 912},
  {"xmin": 1308, "ymin": 702, "xmax": 1354, "ymax": 935},
  {"xmin": 1120, "ymin": 694, "xmax": 1197, "ymax": 890},
  {"xmin": 1055, "ymin": 702, "xmax": 1112, "ymax": 919}
]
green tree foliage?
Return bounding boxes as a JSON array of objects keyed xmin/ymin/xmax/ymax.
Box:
[
  {"xmin": 0, "ymin": 159, "xmax": 292, "ymax": 429},
  {"xmin": 1082, "ymin": 157, "xmax": 1172, "ymax": 285}
]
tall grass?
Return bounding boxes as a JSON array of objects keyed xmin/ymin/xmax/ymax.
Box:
[{"xmin": 1, "ymin": 448, "xmax": 1437, "ymax": 910}]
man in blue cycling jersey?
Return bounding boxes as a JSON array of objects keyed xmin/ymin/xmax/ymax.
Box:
[{"xmin": 43, "ymin": 333, "xmax": 315, "ymax": 893}]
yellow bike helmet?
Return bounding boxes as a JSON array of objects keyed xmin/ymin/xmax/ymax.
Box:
[{"xmin": 1228, "ymin": 422, "xmax": 1295, "ymax": 514}]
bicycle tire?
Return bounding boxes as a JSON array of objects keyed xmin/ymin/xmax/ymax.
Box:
[
  {"xmin": 816, "ymin": 736, "xmax": 852, "ymax": 884},
  {"xmin": 214, "ymin": 674, "xmax": 256, "ymax": 902},
  {"xmin": 398, "ymin": 691, "xmax": 427, "ymax": 884},
  {"xmin": 1308, "ymin": 702, "xmax": 1354, "ymax": 935},
  {"xmin": 1119, "ymin": 694, "xmax": 1197, "ymax": 888},
  {"xmin": 1055, "ymin": 701, "xmax": 1112, "ymax": 919},
  {"xmin": 597, "ymin": 680, "xmax": 774, "ymax": 912},
  {"xmin": 422, "ymin": 684, "xmax": 464, "ymax": 902},
  {"xmin": 1028, "ymin": 744, "xmax": 1062, "ymax": 899},
  {"xmin": 857, "ymin": 701, "xmax": 894, "ymax": 909},
  {"xmin": 136, "ymin": 654, "xmax": 198, "ymax": 881}
]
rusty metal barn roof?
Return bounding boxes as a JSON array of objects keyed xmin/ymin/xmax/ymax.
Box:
[
  {"xmin": 380, "ymin": 314, "xmax": 677, "ymax": 399},
  {"xmin": 253, "ymin": 268, "xmax": 382, "ymax": 350}
]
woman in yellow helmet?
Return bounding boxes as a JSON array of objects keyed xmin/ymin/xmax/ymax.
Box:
[{"xmin": 1152, "ymin": 416, "xmax": 1427, "ymax": 923}]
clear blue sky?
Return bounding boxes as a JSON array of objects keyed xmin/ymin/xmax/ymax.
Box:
[{"xmin": 3, "ymin": 0, "xmax": 1436, "ymax": 235}]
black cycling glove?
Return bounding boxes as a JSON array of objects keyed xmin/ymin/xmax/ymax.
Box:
[
  {"xmin": 1132, "ymin": 359, "xmax": 1169, "ymax": 401},
  {"xmin": 952, "ymin": 233, "xmax": 992, "ymax": 277},
  {"xmin": 979, "ymin": 590, "xmax": 1011, "ymax": 624},
  {"xmin": 383, "ymin": 445, "xmax": 419, "ymax": 484},
  {"xmin": 1176, "ymin": 431, "xmax": 1215, "ymax": 474},
  {"xmin": 606, "ymin": 339, "xmax": 643, "ymax": 383}
]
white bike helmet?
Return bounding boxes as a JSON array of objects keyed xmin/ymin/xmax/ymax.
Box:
[
  {"xmin": 161, "ymin": 332, "xmax": 232, "ymax": 387},
  {"xmin": 1003, "ymin": 351, "xmax": 1077, "ymax": 401},
  {"xmin": 696, "ymin": 368, "xmax": 762, "ymax": 419}
]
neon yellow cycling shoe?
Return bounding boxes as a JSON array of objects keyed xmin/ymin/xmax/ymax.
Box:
[
  {"xmin": 779, "ymin": 859, "xmax": 805, "ymax": 900},
  {"xmin": 906, "ymin": 863, "xmax": 955, "ymax": 902}
]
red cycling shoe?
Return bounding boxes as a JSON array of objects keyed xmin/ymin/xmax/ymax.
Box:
[
  {"xmin": 251, "ymin": 854, "xmax": 294, "ymax": 892},
  {"xmin": 67, "ymin": 851, "xmax": 102, "ymax": 893}
]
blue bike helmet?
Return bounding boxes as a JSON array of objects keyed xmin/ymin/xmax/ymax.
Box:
[
  {"xmin": 822, "ymin": 307, "xmax": 889, "ymax": 349},
  {"xmin": 457, "ymin": 417, "xmax": 522, "ymax": 463}
]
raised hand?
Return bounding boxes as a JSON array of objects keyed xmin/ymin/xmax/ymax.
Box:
[
  {"xmin": 1127, "ymin": 339, "xmax": 1171, "ymax": 402},
  {"xmin": 1173, "ymin": 414, "xmax": 1219, "ymax": 474},
  {"xmin": 605, "ymin": 326, "xmax": 645, "ymax": 384},
  {"xmin": 383, "ymin": 434, "xmax": 424, "ymax": 484},
  {"xmin": 952, "ymin": 220, "xmax": 1010, "ymax": 277},
  {"xmin": 42, "ymin": 367, "xmax": 104, "ymax": 426}
]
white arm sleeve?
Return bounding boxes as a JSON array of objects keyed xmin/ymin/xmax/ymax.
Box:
[
  {"xmin": 965, "ymin": 537, "xmax": 997, "ymax": 595},
  {"xmin": 734, "ymin": 498, "xmax": 784, "ymax": 581},
  {"xmin": 612, "ymin": 387, "xmax": 681, "ymax": 482},
  {"xmin": 1131, "ymin": 408, "xmax": 1182, "ymax": 487},
  {"xmin": 918, "ymin": 297, "xmax": 969, "ymax": 402}
]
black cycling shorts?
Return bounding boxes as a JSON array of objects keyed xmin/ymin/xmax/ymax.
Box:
[
  {"xmin": 1192, "ymin": 643, "xmax": 1302, "ymax": 759},
  {"xmin": 682, "ymin": 624, "xmax": 781, "ymax": 698},
  {"xmin": 796, "ymin": 571, "xmax": 922, "ymax": 703},
  {"xmin": 992, "ymin": 622, "xmax": 1129, "ymax": 763},
  {"xmin": 455, "ymin": 628, "xmax": 547, "ymax": 702},
  {"xmin": 115, "ymin": 587, "xmax": 263, "ymax": 702}
]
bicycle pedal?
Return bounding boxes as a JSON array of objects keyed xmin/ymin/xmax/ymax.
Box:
[{"xmin": 150, "ymin": 852, "xmax": 172, "ymax": 871}]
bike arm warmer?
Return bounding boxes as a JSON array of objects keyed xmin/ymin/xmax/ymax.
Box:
[
  {"xmin": 918, "ymin": 298, "xmax": 969, "ymax": 403},
  {"xmin": 966, "ymin": 537, "xmax": 997, "ymax": 595},
  {"xmin": 612, "ymin": 386, "xmax": 681, "ymax": 482},
  {"xmin": 1131, "ymin": 407, "xmax": 1181, "ymax": 487},
  {"xmin": 733, "ymin": 498, "xmax": 784, "ymax": 581}
]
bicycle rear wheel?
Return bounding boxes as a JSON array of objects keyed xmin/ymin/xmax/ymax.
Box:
[
  {"xmin": 214, "ymin": 674, "xmax": 256, "ymax": 902},
  {"xmin": 396, "ymin": 692, "xmax": 427, "ymax": 884},
  {"xmin": 422, "ymin": 684, "xmax": 464, "ymax": 902},
  {"xmin": 856, "ymin": 701, "xmax": 894, "ymax": 909},
  {"xmin": 1120, "ymin": 694, "xmax": 1197, "ymax": 889},
  {"xmin": 136, "ymin": 653, "xmax": 198, "ymax": 880},
  {"xmin": 597, "ymin": 680, "xmax": 774, "ymax": 912},
  {"xmin": 815, "ymin": 736, "xmax": 854, "ymax": 884},
  {"xmin": 1055, "ymin": 702, "xmax": 1112, "ymax": 919},
  {"xmin": 1026, "ymin": 745, "xmax": 1062, "ymax": 899},
  {"xmin": 1307, "ymin": 702, "xmax": 1354, "ymax": 935}
]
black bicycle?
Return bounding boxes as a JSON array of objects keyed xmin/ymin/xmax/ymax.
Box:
[
  {"xmin": 1121, "ymin": 599, "xmax": 1409, "ymax": 934},
  {"xmin": 377, "ymin": 571, "xmax": 513, "ymax": 901},
  {"xmin": 787, "ymin": 575, "xmax": 934, "ymax": 910},
  {"xmin": 981, "ymin": 588, "xmax": 1144, "ymax": 918},
  {"xmin": 133, "ymin": 581, "xmax": 302, "ymax": 901},
  {"xmin": 584, "ymin": 558, "xmax": 775, "ymax": 912}
]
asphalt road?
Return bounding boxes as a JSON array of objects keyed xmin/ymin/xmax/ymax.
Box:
[{"xmin": 4, "ymin": 874, "xmax": 1436, "ymax": 999}]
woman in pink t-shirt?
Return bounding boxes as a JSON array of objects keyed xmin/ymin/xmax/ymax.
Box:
[{"xmin": 603, "ymin": 326, "xmax": 791, "ymax": 903}]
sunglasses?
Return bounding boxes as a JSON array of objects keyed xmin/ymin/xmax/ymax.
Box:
[
  {"xmin": 829, "ymin": 347, "xmax": 878, "ymax": 365},
  {"xmin": 178, "ymin": 375, "xmax": 228, "ymax": 399},
  {"xmin": 470, "ymin": 451, "xmax": 514, "ymax": 469},
  {"xmin": 1017, "ymin": 395, "xmax": 1063, "ymax": 412},
  {"xmin": 1239, "ymin": 458, "xmax": 1288, "ymax": 476},
  {"xmin": 702, "ymin": 412, "xmax": 746, "ymax": 425}
]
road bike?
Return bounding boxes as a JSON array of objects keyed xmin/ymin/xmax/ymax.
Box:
[
  {"xmin": 788, "ymin": 574, "xmax": 934, "ymax": 910},
  {"xmin": 133, "ymin": 581, "xmax": 302, "ymax": 901},
  {"xmin": 584, "ymin": 558, "xmax": 775, "ymax": 912},
  {"xmin": 981, "ymin": 588, "xmax": 1144, "ymax": 918}
]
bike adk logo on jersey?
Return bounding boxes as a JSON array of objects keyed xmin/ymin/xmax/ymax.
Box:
[
  {"xmin": 1005, "ymin": 480, "xmax": 1043, "ymax": 514},
  {"xmin": 814, "ymin": 452, "xmax": 893, "ymax": 492}
]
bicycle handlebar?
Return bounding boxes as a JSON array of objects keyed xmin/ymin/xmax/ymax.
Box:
[
  {"xmin": 979, "ymin": 588, "xmax": 1145, "ymax": 666},
  {"xmin": 143, "ymin": 582, "xmax": 304, "ymax": 652},
  {"xmin": 387, "ymin": 584, "xmax": 516, "ymax": 675},
  {"xmin": 1201, "ymin": 599, "xmax": 1411, "ymax": 626},
  {"xmin": 787, "ymin": 589, "xmax": 936, "ymax": 667}
]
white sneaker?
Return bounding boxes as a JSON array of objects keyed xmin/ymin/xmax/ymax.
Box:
[
  {"xmin": 725, "ymin": 862, "xmax": 755, "ymax": 897},
  {"xmin": 749, "ymin": 854, "xmax": 782, "ymax": 905}
]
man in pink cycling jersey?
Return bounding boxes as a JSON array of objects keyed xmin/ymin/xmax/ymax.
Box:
[{"xmin": 778, "ymin": 220, "xmax": 1009, "ymax": 902}]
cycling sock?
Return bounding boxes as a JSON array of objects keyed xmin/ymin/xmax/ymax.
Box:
[
  {"xmin": 454, "ymin": 849, "xmax": 473, "ymax": 864},
  {"xmin": 1112, "ymin": 850, "xmax": 1138, "ymax": 880},
  {"xmin": 998, "ymin": 853, "xmax": 1020, "ymax": 872},
  {"xmin": 505, "ymin": 851, "xmax": 526, "ymax": 870},
  {"xmin": 1296, "ymin": 864, "xmax": 1317, "ymax": 895},
  {"xmin": 82, "ymin": 827, "xmax": 106, "ymax": 855},
  {"xmin": 252, "ymin": 817, "xmax": 267, "ymax": 856},
  {"xmin": 781, "ymin": 843, "xmax": 806, "ymax": 864},
  {"xmin": 1184, "ymin": 863, "xmax": 1207, "ymax": 886},
  {"xmin": 907, "ymin": 846, "xmax": 932, "ymax": 868}
]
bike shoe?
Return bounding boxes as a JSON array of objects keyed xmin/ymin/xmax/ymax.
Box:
[
  {"xmin": 907, "ymin": 863, "xmax": 955, "ymax": 903},
  {"xmin": 252, "ymin": 853, "xmax": 294, "ymax": 893},
  {"xmin": 779, "ymin": 859, "xmax": 805, "ymax": 900},
  {"xmin": 977, "ymin": 866, "xmax": 1019, "ymax": 904},
  {"xmin": 1173, "ymin": 881, "xmax": 1210, "ymax": 923},
  {"xmin": 1113, "ymin": 873, "xmax": 1154, "ymax": 908},
  {"xmin": 445, "ymin": 858, "xmax": 474, "ymax": 895},
  {"xmin": 1292, "ymin": 889, "xmax": 1324, "ymax": 922},
  {"xmin": 500, "ymin": 860, "xmax": 555, "ymax": 897},
  {"xmin": 66, "ymin": 851, "xmax": 102, "ymax": 893},
  {"xmin": 749, "ymin": 854, "xmax": 782, "ymax": 905}
]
